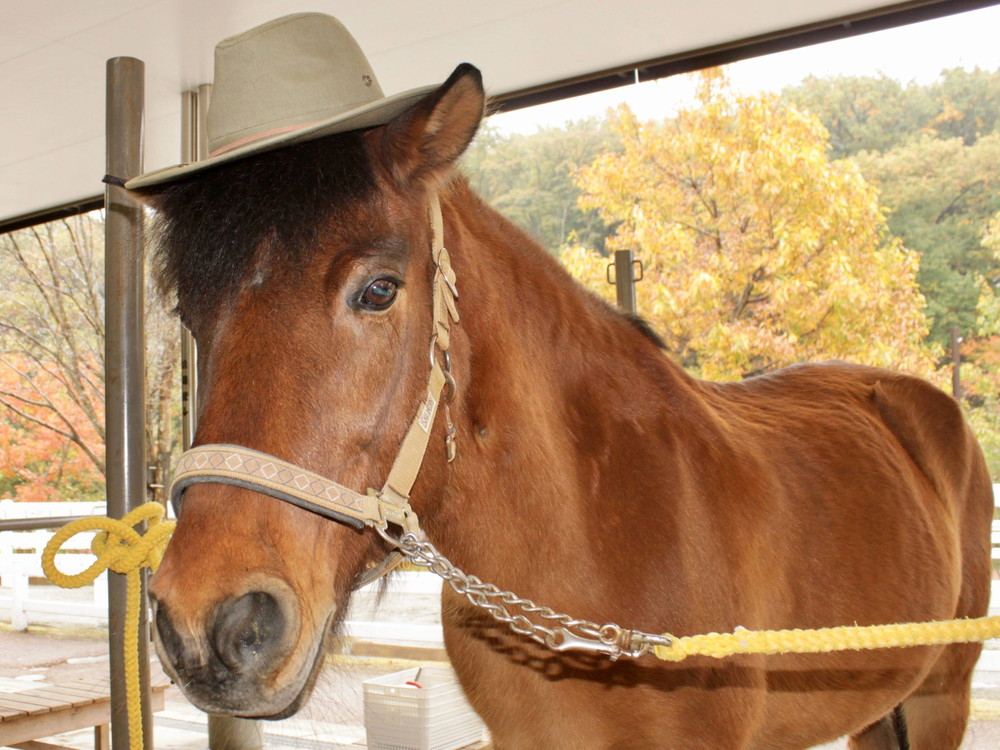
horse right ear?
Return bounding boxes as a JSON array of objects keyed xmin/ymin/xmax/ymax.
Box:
[{"xmin": 381, "ymin": 63, "xmax": 485, "ymax": 185}]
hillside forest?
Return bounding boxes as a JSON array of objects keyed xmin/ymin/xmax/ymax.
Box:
[{"xmin": 1, "ymin": 65, "xmax": 999, "ymax": 504}]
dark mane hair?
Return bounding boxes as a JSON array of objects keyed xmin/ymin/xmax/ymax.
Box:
[
  {"xmin": 140, "ymin": 131, "xmax": 375, "ymax": 311},
  {"xmin": 625, "ymin": 312, "xmax": 667, "ymax": 349}
]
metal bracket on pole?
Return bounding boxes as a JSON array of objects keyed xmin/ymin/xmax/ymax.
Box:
[
  {"xmin": 606, "ymin": 249, "xmax": 643, "ymax": 315},
  {"xmin": 105, "ymin": 55, "xmax": 151, "ymax": 750}
]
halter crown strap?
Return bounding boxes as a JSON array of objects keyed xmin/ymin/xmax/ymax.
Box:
[{"xmin": 168, "ymin": 192, "xmax": 455, "ymax": 585}]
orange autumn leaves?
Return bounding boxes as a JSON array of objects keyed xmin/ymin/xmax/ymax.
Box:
[
  {"xmin": 0, "ymin": 355, "xmax": 104, "ymax": 502},
  {"xmin": 564, "ymin": 71, "xmax": 938, "ymax": 381}
]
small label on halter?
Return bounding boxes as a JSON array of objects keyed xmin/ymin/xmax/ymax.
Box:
[{"xmin": 418, "ymin": 393, "xmax": 437, "ymax": 432}]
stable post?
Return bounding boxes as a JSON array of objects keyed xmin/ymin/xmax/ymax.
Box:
[
  {"xmin": 179, "ymin": 85, "xmax": 208, "ymax": 452},
  {"xmin": 105, "ymin": 56, "xmax": 152, "ymax": 749},
  {"xmin": 612, "ymin": 249, "xmax": 640, "ymax": 314},
  {"xmin": 181, "ymin": 83, "xmax": 263, "ymax": 749}
]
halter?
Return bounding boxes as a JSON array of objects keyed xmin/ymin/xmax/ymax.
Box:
[{"xmin": 169, "ymin": 192, "xmax": 459, "ymax": 587}]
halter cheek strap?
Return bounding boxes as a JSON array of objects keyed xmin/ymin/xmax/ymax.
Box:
[{"xmin": 168, "ymin": 192, "xmax": 458, "ymax": 586}]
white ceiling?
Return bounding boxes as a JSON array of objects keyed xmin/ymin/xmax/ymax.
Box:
[{"xmin": 0, "ymin": 0, "xmax": 975, "ymax": 227}]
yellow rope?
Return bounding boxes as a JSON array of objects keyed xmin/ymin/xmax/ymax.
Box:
[
  {"xmin": 41, "ymin": 502, "xmax": 175, "ymax": 750},
  {"xmin": 653, "ymin": 616, "xmax": 1000, "ymax": 662}
]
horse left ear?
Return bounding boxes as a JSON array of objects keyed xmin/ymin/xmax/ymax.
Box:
[{"xmin": 382, "ymin": 63, "xmax": 485, "ymax": 184}]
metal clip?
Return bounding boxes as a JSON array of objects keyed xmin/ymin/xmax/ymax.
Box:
[
  {"xmin": 545, "ymin": 627, "xmax": 672, "ymax": 661},
  {"xmin": 546, "ymin": 628, "xmax": 620, "ymax": 657}
]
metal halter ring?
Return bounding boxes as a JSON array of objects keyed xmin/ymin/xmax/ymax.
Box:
[
  {"xmin": 428, "ymin": 333, "xmax": 441, "ymax": 367},
  {"xmin": 428, "ymin": 335, "xmax": 457, "ymax": 403},
  {"xmin": 442, "ymin": 350, "xmax": 457, "ymax": 403}
]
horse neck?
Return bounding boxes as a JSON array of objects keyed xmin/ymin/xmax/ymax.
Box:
[{"xmin": 431, "ymin": 180, "xmax": 698, "ymax": 586}]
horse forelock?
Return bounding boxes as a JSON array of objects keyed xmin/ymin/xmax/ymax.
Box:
[{"xmin": 147, "ymin": 132, "xmax": 377, "ymax": 317}]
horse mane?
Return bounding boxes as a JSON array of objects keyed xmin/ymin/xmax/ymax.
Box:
[
  {"xmin": 624, "ymin": 312, "xmax": 667, "ymax": 349},
  {"xmin": 139, "ymin": 132, "xmax": 375, "ymax": 311}
]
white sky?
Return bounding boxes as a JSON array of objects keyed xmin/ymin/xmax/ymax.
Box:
[{"xmin": 490, "ymin": 3, "xmax": 1000, "ymax": 135}]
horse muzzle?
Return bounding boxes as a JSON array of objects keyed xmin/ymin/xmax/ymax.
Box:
[{"xmin": 150, "ymin": 576, "xmax": 318, "ymax": 717}]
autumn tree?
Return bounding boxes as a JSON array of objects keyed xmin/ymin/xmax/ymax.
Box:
[
  {"xmin": 0, "ymin": 357, "xmax": 105, "ymax": 502},
  {"xmin": 956, "ymin": 212, "xmax": 1000, "ymax": 478},
  {"xmin": 0, "ymin": 211, "xmax": 180, "ymax": 502},
  {"xmin": 567, "ymin": 71, "xmax": 937, "ymax": 381}
]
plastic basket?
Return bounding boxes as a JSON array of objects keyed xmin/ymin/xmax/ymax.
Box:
[{"xmin": 363, "ymin": 666, "xmax": 486, "ymax": 750}]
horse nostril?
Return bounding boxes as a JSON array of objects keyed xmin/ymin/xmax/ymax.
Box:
[
  {"xmin": 153, "ymin": 598, "xmax": 187, "ymax": 670},
  {"xmin": 212, "ymin": 591, "xmax": 286, "ymax": 675}
]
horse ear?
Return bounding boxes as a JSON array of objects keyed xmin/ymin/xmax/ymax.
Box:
[{"xmin": 382, "ymin": 63, "xmax": 485, "ymax": 184}]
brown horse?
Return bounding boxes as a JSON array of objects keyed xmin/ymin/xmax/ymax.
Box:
[{"xmin": 138, "ymin": 65, "xmax": 993, "ymax": 749}]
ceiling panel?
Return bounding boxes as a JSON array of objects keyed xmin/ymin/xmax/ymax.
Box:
[{"xmin": 0, "ymin": 0, "xmax": 985, "ymax": 228}]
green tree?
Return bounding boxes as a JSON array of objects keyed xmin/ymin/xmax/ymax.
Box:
[
  {"xmin": 926, "ymin": 67, "xmax": 1000, "ymax": 145},
  {"xmin": 782, "ymin": 68, "xmax": 1000, "ymax": 159},
  {"xmin": 852, "ymin": 133, "xmax": 1000, "ymax": 347},
  {"xmin": 568, "ymin": 71, "xmax": 937, "ymax": 382},
  {"xmin": 462, "ymin": 119, "xmax": 616, "ymax": 252},
  {"xmin": 782, "ymin": 74, "xmax": 934, "ymax": 158}
]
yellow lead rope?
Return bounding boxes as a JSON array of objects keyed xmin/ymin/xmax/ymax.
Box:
[
  {"xmin": 41, "ymin": 503, "xmax": 175, "ymax": 750},
  {"xmin": 39, "ymin": 501, "xmax": 1000, "ymax": 744},
  {"xmin": 653, "ymin": 615, "xmax": 1000, "ymax": 662}
]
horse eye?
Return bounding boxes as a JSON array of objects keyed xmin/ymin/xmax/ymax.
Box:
[{"xmin": 357, "ymin": 278, "xmax": 399, "ymax": 309}]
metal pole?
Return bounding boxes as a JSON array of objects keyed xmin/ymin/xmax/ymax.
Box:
[
  {"xmin": 105, "ymin": 56, "xmax": 151, "ymax": 749},
  {"xmin": 178, "ymin": 88, "xmax": 203, "ymax": 452},
  {"xmin": 613, "ymin": 249, "xmax": 638, "ymax": 314},
  {"xmin": 180, "ymin": 83, "xmax": 262, "ymax": 749}
]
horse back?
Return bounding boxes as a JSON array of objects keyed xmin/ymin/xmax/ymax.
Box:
[{"xmin": 695, "ymin": 362, "xmax": 993, "ymax": 627}]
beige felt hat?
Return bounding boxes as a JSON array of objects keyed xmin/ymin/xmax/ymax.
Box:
[{"xmin": 124, "ymin": 13, "xmax": 438, "ymax": 189}]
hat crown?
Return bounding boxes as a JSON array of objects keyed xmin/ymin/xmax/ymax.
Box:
[{"xmin": 207, "ymin": 13, "xmax": 385, "ymax": 156}]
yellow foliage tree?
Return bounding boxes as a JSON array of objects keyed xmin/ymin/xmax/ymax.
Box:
[{"xmin": 567, "ymin": 71, "xmax": 939, "ymax": 381}]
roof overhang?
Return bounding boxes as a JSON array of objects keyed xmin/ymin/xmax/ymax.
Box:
[{"xmin": 2, "ymin": 0, "xmax": 994, "ymax": 232}]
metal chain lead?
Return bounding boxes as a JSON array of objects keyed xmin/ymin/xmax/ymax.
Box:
[{"xmin": 376, "ymin": 527, "xmax": 671, "ymax": 660}]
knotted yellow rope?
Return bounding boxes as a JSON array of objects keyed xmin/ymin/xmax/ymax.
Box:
[
  {"xmin": 41, "ymin": 502, "xmax": 175, "ymax": 750},
  {"xmin": 653, "ymin": 616, "xmax": 1000, "ymax": 662}
]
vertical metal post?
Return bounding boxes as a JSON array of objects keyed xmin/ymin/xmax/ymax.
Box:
[
  {"xmin": 181, "ymin": 83, "xmax": 263, "ymax": 749},
  {"xmin": 105, "ymin": 56, "xmax": 151, "ymax": 749},
  {"xmin": 613, "ymin": 249, "xmax": 638, "ymax": 315},
  {"xmin": 178, "ymin": 87, "xmax": 205, "ymax": 452}
]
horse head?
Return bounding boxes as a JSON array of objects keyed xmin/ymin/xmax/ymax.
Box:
[{"xmin": 137, "ymin": 64, "xmax": 485, "ymax": 717}]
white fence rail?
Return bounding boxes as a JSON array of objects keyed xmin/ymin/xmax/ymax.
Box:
[{"xmin": 0, "ymin": 501, "xmax": 109, "ymax": 630}]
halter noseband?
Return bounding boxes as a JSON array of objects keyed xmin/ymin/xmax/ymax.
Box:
[{"xmin": 168, "ymin": 192, "xmax": 459, "ymax": 586}]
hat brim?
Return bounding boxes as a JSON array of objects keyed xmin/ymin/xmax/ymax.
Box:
[{"xmin": 125, "ymin": 83, "xmax": 437, "ymax": 190}]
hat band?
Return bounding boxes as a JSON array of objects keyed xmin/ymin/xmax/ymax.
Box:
[{"xmin": 209, "ymin": 122, "xmax": 321, "ymax": 158}]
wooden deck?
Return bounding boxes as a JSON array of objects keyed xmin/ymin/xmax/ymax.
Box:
[{"xmin": 0, "ymin": 676, "xmax": 167, "ymax": 750}]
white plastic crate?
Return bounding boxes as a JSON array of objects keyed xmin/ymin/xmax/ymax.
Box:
[{"xmin": 363, "ymin": 666, "xmax": 485, "ymax": 750}]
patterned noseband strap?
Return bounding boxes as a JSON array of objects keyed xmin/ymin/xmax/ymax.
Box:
[{"xmin": 170, "ymin": 444, "xmax": 380, "ymax": 530}]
